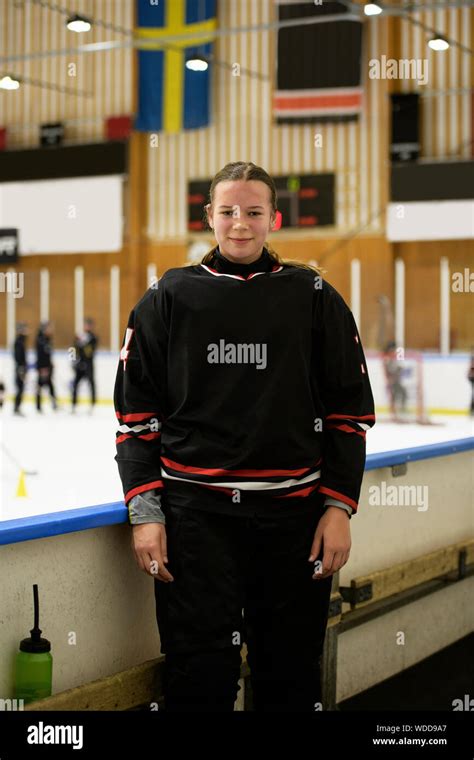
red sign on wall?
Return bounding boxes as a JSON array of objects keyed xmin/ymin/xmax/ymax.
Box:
[{"xmin": 105, "ymin": 115, "xmax": 132, "ymax": 141}]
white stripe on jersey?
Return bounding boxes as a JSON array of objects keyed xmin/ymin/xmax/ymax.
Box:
[
  {"xmin": 160, "ymin": 467, "xmax": 321, "ymax": 492},
  {"xmin": 118, "ymin": 422, "xmax": 154, "ymax": 434}
]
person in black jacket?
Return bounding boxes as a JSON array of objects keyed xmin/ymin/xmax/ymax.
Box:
[
  {"xmin": 13, "ymin": 321, "xmax": 29, "ymax": 416},
  {"xmin": 114, "ymin": 162, "xmax": 376, "ymax": 712},
  {"xmin": 36, "ymin": 320, "xmax": 57, "ymax": 412},
  {"xmin": 71, "ymin": 317, "xmax": 98, "ymax": 413}
]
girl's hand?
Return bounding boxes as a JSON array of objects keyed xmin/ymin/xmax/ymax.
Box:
[
  {"xmin": 308, "ymin": 507, "xmax": 352, "ymax": 580},
  {"xmin": 131, "ymin": 523, "xmax": 175, "ymax": 582}
]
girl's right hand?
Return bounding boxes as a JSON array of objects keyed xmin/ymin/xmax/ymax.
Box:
[{"xmin": 131, "ymin": 523, "xmax": 175, "ymax": 582}]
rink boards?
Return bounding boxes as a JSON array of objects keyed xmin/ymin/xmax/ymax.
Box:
[{"xmin": 0, "ymin": 437, "xmax": 472, "ymax": 706}]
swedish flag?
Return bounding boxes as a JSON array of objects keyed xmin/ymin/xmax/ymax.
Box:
[{"xmin": 135, "ymin": 0, "xmax": 217, "ymax": 133}]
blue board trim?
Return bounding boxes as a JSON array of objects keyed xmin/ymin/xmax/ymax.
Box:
[
  {"xmin": 0, "ymin": 502, "xmax": 127, "ymax": 546},
  {"xmin": 1, "ymin": 437, "xmax": 473, "ymax": 545},
  {"xmin": 365, "ymin": 436, "xmax": 474, "ymax": 470}
]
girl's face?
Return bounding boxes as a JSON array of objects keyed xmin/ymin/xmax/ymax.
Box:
[{"xmin": 206, "ymin": 180, "xmax": 276, "ymax": 264}]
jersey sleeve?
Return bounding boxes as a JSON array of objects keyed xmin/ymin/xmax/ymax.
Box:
[
  {"xmin": 312, "ymin": 282, "xmax": 376, "ymax": 515},
  {"xmin": 113, "ymin": 284, "xmax": 169, "ymax": 520}
]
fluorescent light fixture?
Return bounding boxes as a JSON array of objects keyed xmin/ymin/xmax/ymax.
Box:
[
  {"xmin": 364, "ymin": 3, "xmax": 383, "ymax": 15},
  {"xmin": 428, "ymin": 37, "xmax": 450, "ymax": 51},
  {"xmin": 66, "ymin": 14, "xmax": 92, "ymax": 33},
  {"xmin": 185, "ymin": 57, "xmax": 209, "ymax": 72},
  {"xmin": 0, "ymin": 74, "xmax": 20, "ymax": 90}
]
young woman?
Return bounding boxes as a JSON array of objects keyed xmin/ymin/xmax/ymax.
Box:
[{"xmin": 114, "ymin": 162, "xmax": 376, "ymax": 712}]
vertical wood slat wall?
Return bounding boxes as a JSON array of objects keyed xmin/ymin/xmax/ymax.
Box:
[
  {"xmin": 0, "ymin": 0, "xmax": 134, "ymax": 349},
  {"xmin": 2, "ymin": 0, "xmax": 133, "ymax": 146},
  {"xmin": 0, "ymin": 0, "xmax": 472, "ymax": 350},
  {"xmin": 147, "ymin": 0, "xmax": 388, "ymax": 241}
]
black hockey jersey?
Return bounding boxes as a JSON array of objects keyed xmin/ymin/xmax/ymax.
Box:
[
  {"xmin": 14, "ymin": 334, "xmax": 27, "ymax": 367},
  {"xmin": 36, "ymin": 331, "xmax": 53, "ymax": 369},
  {"xmin": 73, "ymin": 331, "xmax": 98, "ymax": 370},
  {"xmin": 114, "ymin": 246, "xmax": 376, "ymax": 516}
]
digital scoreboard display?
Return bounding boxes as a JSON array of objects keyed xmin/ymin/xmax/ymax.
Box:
[{"xmin": 188, "ymin": 173, "xmax": 335, "ymax": 231}]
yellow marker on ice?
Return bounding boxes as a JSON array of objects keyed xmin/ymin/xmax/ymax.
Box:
[{"xmin": 16, "ymin": 469, "xmax": 28, "ymax": 498}]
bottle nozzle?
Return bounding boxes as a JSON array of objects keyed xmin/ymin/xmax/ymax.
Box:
[
  {"xmin": 30, "ymin": 583, "xmax": 42, "ymax": 641},
  {"xmin": 19, "ymin": 583, "xmax": 50, "ymax": 653}
]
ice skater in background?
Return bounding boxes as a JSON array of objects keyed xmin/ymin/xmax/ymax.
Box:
[
  {"xmin": 0, "ymin": 378, "xmax": 5, "ymax": 410},
  {"xmin": 468, "ymin": 346, "xmax": 474, "ymax": 416},
  {"xmin": 382, "ymin": 340, "xmax": 408, "ymax": 421},
  {"xmin": 13, "ymin": 321, "xmax": 29, "ymax": 416},
  {"xmin": 35, "ymin": 320, "xmax": 58, "ymax": 413},
  {"xmin": 71, "ymin": 317, "xmax": 98, "ymax": 413}
]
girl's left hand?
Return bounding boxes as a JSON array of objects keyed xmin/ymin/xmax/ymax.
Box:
[{"xmin": 308, "ymin": 507, "xmax": 352, "ymax": 580}]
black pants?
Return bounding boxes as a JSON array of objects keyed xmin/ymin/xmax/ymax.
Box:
[
  {"xmin": 154, "ymin": 494, "xmax": 333, "ymax": 712},
  {"xmin": 14, "ymin": 368, "xmax": 25, "ymax": 411},
  {"xmin": 72, "ymin": 365, "xmax": 96, "ymax": 407},
  {"xmin": 36, "ymin": 369, "xmax": 57, "ymax": 410}
]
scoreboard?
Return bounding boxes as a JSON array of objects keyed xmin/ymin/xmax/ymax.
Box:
[{"xmin": 188, "ymin": 173, "xmax": 335, "ymax": 231}]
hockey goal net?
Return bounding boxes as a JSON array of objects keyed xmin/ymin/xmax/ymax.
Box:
[{"xmin": 378, "ymin": 349, "xmax": 429, "ymax": 424}]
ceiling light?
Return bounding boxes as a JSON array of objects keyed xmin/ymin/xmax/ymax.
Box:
[
  {"xmin": 66, "ymin": 14, "xmax": 92, "ymax": 33},
  {"xmin": 428, "ymin": 37, "xmax": 450, "ymax": 51},
  {"xmin": 364, "ymin": 3, "xmax": 383, "ymax": 16},
  {"xmin": 0, "ymin": 74, "xmax": 20, "ymax": 90},
  {"xmin": 186, "ymin": 56, "xmax": 209, "ymax": 72}
]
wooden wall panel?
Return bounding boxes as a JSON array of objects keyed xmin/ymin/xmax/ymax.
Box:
[
  {"xmin": 83, "ymin": 261, "xmax": 111, "ymax": 352},
  {"xmin": 396, "ymin": 239, "xmax": 474, "ymax": 350},
  {"xmin": 447, "ymin": 242, "xmax": 474, "ymax": 349},
  {"xmin": 2, "ymin": 253, "xmax": 119, "ymax": 352},
  {"xmin": 0, "ymin": 268, "xmax": 41, "ymax": 354},
  {"xmin": 15, "ymin": 269, "xmax": 40, "ymax": 330},
  {"xmin": 49, "ymin": 259, "xmax": 75, "ymax": 349}
]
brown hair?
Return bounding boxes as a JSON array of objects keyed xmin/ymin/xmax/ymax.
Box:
[{"xmin": 187, "ymin": 161, "xmax": 325, "ymax": 275}]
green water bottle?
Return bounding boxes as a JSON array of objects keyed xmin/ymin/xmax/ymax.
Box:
[{"xmin": 15, "ymin": 584, "xmax": 53, "ymax": 704}]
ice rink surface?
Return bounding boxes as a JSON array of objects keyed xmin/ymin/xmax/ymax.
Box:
[{"xmin": 0, "ymin": 401, "xmax": 472, "ymax": 522}]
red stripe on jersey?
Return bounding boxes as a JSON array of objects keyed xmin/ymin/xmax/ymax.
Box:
[
  {"xmin": 116, "ymin": 411, "xmax": 159, "ymax": 421},
  {"xmin": 326, "ymin": 413, "xmax": 375, "ymax": 421},
  {"xmin": 160, "ymin": 456, "xmax": 322, "ymax": 478},
  {"xmin": 318, "ymin": 487, "xmax": 358, "ymax": 510},
  {"xmin": 326, "ymin": 423, "xmax": 366, "ymax": 437},
  {"xmin": 116, "ymin": 432, "xmax": 161, "ymax": 445},
  {"xmin": 125, "ymin": 481, "xmax": 164, "ymax": 504}
]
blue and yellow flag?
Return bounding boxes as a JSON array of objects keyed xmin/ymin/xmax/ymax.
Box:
[{"xmin": 135, "ymin": 0, "xmax": 217, "ymax": 133}]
